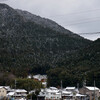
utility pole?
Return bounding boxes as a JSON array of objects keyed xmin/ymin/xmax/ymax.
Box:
[
  {"xmin": 14, "ymin": 80, "xmax": 17, "ymax": 100},
  {"xmin": 83, "ymin": 79, "xmax": 86, "ymax": 100},
  {"xmin": 77, "ymin": 83, "xmax": 79, "ymax": 90},
  {"xmin": 83, "ymin": 72, "xmax": 87, "ymax": 87},
  {"xmin": 94, "ymin": 80, "xmax": 95, "ymax": 100},
  {"xmin": 61, "ymin": 80, "xmax": 63, "ymax": 100},
  {"xmin": 15, "ymin": 80, "xmax": 16, "ymax": 89},
  {"xmin": 61, "ymin": 80, "xmax": 62, "ymax": 90}
]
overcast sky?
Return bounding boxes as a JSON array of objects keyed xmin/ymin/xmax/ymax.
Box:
[{"xmin": 0, "ymin": 0, "xmax": 100, "ymax": 40}]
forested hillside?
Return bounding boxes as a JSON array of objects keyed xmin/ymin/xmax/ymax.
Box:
[
  {"xmin": 0, "ymin": 3, "xmax": 91, "ymax": 77},
  {"xmin": 47, "ymin": 39, "xmax": 100, "ymax": 88}
]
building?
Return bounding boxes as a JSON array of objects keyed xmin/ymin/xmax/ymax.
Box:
[
  {"xmin": 38, "ymin": 87, "xmax": 62, "ymax": 100},
  {"xmin": 33, "ymin": 74, "xmax": 47, "ymax": 82},
  {"xmin": 0, "ymin": 87, "xmax": 7, "ymax": 99},
  {"xmin": 27, "ymin": 74, "xmax": 47, "ymax": 87},
  {"xmin": 45, "ymin": 87, "xmax": 61, "ymax": 100},
  {"xmin": 38, "ymin": 87, "xmax": 86, "ymax": 100},
  {"xmin": 62, "ymin": 87, "xmax": 86, "ymax": 100},
  {"xmin": 33, "ymin": 74, "xmax": 47, "ymax": 87},
  {"xmin": 0, "ymin": 86, "xmax": 27, "ymax": 100},
  {"xmin": 7, "ymin": 89, "xmax": 27, "ymax": 100},
  {"xmin": 61, "ymin": 90, "xmax": 72, "ymax": 100},
  {"xmin": 79, "ymin": 86, "xmax": 100, "ymax": 100}
]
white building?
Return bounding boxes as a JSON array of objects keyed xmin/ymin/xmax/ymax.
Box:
[
  {"xmin": 38, "ymin": 87, "xmax": 86, "ymax": 100},
  {"xmin": 61, "ymin": 87, "xmax": 86, "ymax": 100},
  {"xmin": 45, "ymin": 87, "xmax": 61, "ymax": 100},
  {"xmin": 33, "ymin": 74, "xmax": 47, "ymax": 81},
  {"xmin": 7, "ymin": 89, "xmax": 27, "ymax": 100},
  {"xmin": 27, "ymin": 74, "xmax": 47, "ymax": 81},
  {"xmin": 38, "ymin": 87, "xmax": 61, "ymax": 100},
  {"xmin": 0, "ymin": 86, "xmax": 11, "ymax": 99},
  {"xmin": 0, "ymin": 87, "xmax": 7, "ymax": 99},
  {"xmin": 33, "ymin": 74, "xmax": 47, "ymax": 87}
]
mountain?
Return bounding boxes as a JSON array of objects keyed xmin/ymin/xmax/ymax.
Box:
[
  {"xmin": 16, "ymin": 9, "xmax": 72, "ymax": 34},
  {"xmin": 47, "ymin": 38, "xmax": 100, "ymax": 87},
  {"xmin": 16, "ymin": 9, "xmax": 86, "ymax": 39},
  {"xmin": 0, "ymin": 3, "xmax": 91, "ymax": 76},
  {"xmin": 71, "ymin": 38, "xmax": 100, "ymax": 69},
  {"xmin": 58, "ymin": 38, "xmax": 100, "ymax": 73}
]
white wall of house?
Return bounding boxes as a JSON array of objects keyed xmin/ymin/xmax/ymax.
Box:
[{"xmin": 0, "ymin": 87, "xmax": 7, "ymax": 97}]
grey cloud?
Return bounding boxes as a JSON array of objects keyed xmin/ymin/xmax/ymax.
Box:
[
  {"xmin": 0, "ymin": 0, "xmax": 8, "ymax": 1},
  {"xmin": 1, "ymin": 0, "xmax": 100, "ymax": 40}
]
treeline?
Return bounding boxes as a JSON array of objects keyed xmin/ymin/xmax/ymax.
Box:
[
  {"xmin": 0, "ymin": 72, "xmax": 42, "ymax": 91},
  {"xmin": 0, "ymin": 38, "xmax": 100, "ymax": 88},
  {"xmin": 47, "ymin": 67, "xmax": 100, "ymax": 88}
]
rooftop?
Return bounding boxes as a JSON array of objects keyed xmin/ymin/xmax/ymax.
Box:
[
  {"xmin": 85, "ymin": 86, "xmax": 100, "ymax": 91},
  {"xmin": 66, "ymin": 87, "xmax": 76, "ymax": 90},
  {"xmin": 0, "ymin": 86, "xmax": 10, "ymax": 90},
  {"xmin": 33, "ymin": 74, "xmax": 47, "ymax": 81}
]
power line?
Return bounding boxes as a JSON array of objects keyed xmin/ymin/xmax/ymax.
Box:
[
  {"xmin": 0, "ymin": 0, "xmax": 5, "ymax": 1},
  {"xmin": 62, "ymin": 16, "xmax": 100, "ymax": 24},
  {"xmin": 78, "ymin": 32, "xmax": 100, "ymax": 35},
  {"xmin": 49, "ymin": 15, "xmax": 100, "ymax": 26},
  {"xmin": 64, "ymin": 19, "xmax": 100, "ymax": 26},
  {"xmin": 49, "ymin": 8, "xmax": 100, "ymax": 17},
  {"xmin": 47, "ymin": 8, "xmax": 100, "ymax": 27}
]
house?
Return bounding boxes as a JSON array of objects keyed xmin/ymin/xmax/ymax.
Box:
[
  {"xmin": 45, "ymin": 87, "xmax": 61, "ymax": 100},
  {"xmin": 38, "ymin": 87, "xmax": 86, "ymax": 100},
  {"xmin": 33, "ymin": 74, "xmax": 47, "ymax": 82},
  {"xmin": 27, "ymin": 74, "xmax": 47, "ymax": 87},
  {"xmin": 0, "ymin": 87, "xmax": 7, "ymax": 99},
  {"xmin": 61, "ymin": 87, "xmax": 86, "ymax": 100},
  {"xmin": 79, "ymin": 86, "xmax": 100, "ymax": 100},
  {"xmin": 62, "ymin": 93, "xmax": 86, "ymax": 100},
  {"xmin": 0, "ymin": 86, "xmax": 11, "ymax": 93},
  {"xmin": 62, "ymin": 87, "xmax": 77, "ymax": 99},
  {"xmin": 7, "ymin": 89, "xmax": 27, "ymax": 100},
  {"xmin": 33, "ymin": 74, "xmax": 47, "ymax": 87},
  {"xmin": 38, "ymin": 87, "xmax": 62, "ymax": 100},
  {"xmin": 61, "ymin": 90, "xmax": 72, "ymax": 100}
]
